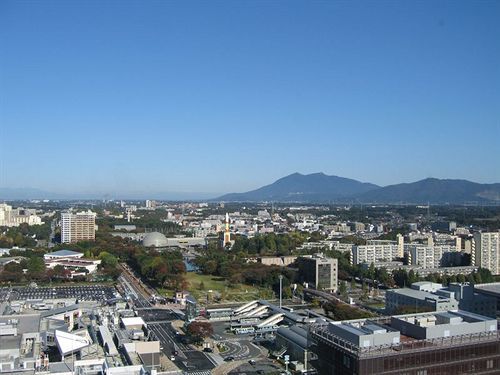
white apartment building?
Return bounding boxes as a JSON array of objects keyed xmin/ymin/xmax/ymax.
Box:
[
  {"xmin": 0, "ymin": 203, "xmax": 42, "ymax": 227},
  {"xmin": 406, "ymin": 244, "xmax": 458, "ymax": 269},
  {"xmin": 351, "ymin": 242, "xmax": 400, "ymax": 265},
  {"xmin": 474, "ymin": 232, "xmax": 500, "ymax": 275},
  {"xmin": 61, "ymin": 210, "xmax": 96, "ymax": 243}
]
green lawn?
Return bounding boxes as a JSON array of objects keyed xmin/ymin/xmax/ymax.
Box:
[{"xmin": 159, "ymin": 272, "xmax": 274, "ymax": 303}]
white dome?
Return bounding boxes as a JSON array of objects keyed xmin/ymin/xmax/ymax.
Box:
[{"xmin": 143, "ymin": 232, "xmax": 168, "ymax": 247}]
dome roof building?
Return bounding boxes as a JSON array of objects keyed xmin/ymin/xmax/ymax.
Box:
[{"xmin": 142, "ymin": 232, "xmax": 168, "ymax": 247}]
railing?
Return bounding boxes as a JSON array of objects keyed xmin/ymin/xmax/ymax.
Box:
[{"xmin": 310, "ymin": 323, "xmax": 500, "ymax": 358}]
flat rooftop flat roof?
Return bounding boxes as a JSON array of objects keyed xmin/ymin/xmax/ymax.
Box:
[
  {"xmin": 388, "ymin": 288, "xmax": 451, "ymax": 301},
  {"xmin": 0, "ymin": 314, "xmax": 41, "ymax": 333},
  {"xmin": 475, "ymin": 282, "xmax": 500, "ymax": 296}
]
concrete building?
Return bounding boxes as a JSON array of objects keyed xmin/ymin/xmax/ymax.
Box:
[
  {"xmin": 474, "ymin": 282, "xmax": 500, "ymax": 317},
  {"xmin": 447, "ymin": 282, "xmax": 497, "ymax": 318},
  {"xmin": 44, "ymin": 249, "xmax": 84, "ymax": 260},
  {"xmin": 61, "ymin": 210, "xmax": 96, "ymax": 243},
  {"xmin": 0, "ymin": 203, "xmax": 42, "ymax": 227},
  {"xmin": 385, "ymin": 282, "xmax": 458, "ymax": 314},
  {"xmin": 349, "ymin": 222, "xmax": 366, "ymax": 232},
  {"xmin": 352, "ymin": 242, "xmax": 400, "ymax": 265},
  {"xmin": 275, "ymin": 325, "xmax": 315, "ymax": 371},
  {"xmin": 256, "ymin": 255, "xmax": 297, "ymax": 267},
  {"xmin": 406, "ymin": 244, "xmax": 457, "ymax": 268},
  {"xmin": 297, "ymin": 254, "xmax": 338, "ymax": 292},
  {"xmin": 311, "ymin": 310, "xmax": 499, "ymax": 375},
  {"xmin": 474, "ymin": 232, "xmax": 500, "ymax": 275},
  {"xmin": 142, "ymin": 232, "xmax": 168, "ymax": 247}
]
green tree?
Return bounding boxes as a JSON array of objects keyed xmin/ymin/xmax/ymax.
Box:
[
  {"xmin": 99, "ymin": 251, "xmax": 118, "ymax": 268},
  {"xmin": 28, "ymin": 257, "xmax": 46, "ymax": 274},
  {"xmin": 338, "ymin": 281, "xmax": 348, "ymax": 299}
]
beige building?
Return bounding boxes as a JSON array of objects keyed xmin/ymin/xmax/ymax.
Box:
[
  {"xmin": 61, "ymin": 210, "xmax": 96, "ymax": 243},
  {"xmin": 258, "ymin": 256, "xmax": 297, "ymax": 267},
  {"xmin": 0, "ymin": 203, "xmax": 42, "ymax": 227},
  {"xmin": 474, "ymin": 232, "xmax": 500, "ymax": 275}
]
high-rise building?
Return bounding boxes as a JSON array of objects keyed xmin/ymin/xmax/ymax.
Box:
[
  {"xmin": 297, "ymin": 254, "xmax": 338, "ymax": 292},
  {"xmin": 474, "ymin": 232, "xmax": 500, "ymax": 275},
  {"xmin": 61, "ymin": 210, "xmax": 96, "ymax": 244},
  {"xmin": 223, "ymin": 213, "xmax": 231, "ymax": 247}
]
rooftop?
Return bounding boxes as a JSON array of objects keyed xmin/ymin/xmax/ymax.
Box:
[
  {"xmin": 45, "ymin": 249, "xmax": 83, "ymax": 258},
  {"xmin": 475, "ymin": 282, "xmax": 500, "ymax": 297},
  {"xmin": 311, "ymin": 310, "xmax": 499, "ymax": 358},
  {"xmin": 387, "ymin": 287, "xmax": 452, "ymax": 302}
]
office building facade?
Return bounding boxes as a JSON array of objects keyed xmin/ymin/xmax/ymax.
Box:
[{"xmin": 297, "ymin": 254, "xmax": 338, "ymax": 292}]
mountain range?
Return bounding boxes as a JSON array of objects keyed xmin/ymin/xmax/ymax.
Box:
[
  {"xmin": 2, "ymin": 173, "xmax": 500, "ymax": 204},
  {"xmin": 217, "ymin": 173, "xmax": 500, "ymax": 204}
]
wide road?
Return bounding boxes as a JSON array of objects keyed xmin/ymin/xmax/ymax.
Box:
[{"xmin": 119, "ymin": 267, "xmax": 216, "ymax": 373}]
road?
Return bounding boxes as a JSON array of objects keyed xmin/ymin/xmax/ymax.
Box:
[{"xmin": 118, "ymin": 267, "xmax": 216, "ymax": 374}]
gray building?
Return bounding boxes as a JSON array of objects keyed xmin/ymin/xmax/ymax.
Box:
[
  {"xmin": 297, "ymin": 254, "xmax": 338, "ymax": 292},
  {"xmin": 474, "ymin": 282, "xmax": 500, "ymax": 317},
  {"xmin": 275, "ymin": 325, "xmax": 315, "ymax": 369},
  {"xmin": 447, "ymin": 282, "xmax": 497, "ymax": 318},
  {"xmin": 385, "ymin": 282, "xmax": 458, "ymax": 314},
  {"xmin": 311, "ymin": 310, "xmax": 499, "ymax": 375}
]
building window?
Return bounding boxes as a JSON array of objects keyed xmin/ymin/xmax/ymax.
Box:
[
  {"xmin": 417, "ymin": 371, "xmax": 427, "ymax": 375},
  {"xmin": 486, "ymin": 360, "xmax": 494, "ymax": 369},
  {"xmin": 343, "ymin": 355, "xmax": 351, "ymax": 369}
]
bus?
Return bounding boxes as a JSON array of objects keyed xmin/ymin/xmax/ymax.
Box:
[{"xmin": 234, "ymin": 327, "xmax": 255, "ymax": 335}]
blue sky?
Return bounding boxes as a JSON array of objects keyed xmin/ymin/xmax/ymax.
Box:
[{"xmin": 1, "ymin": 0, "xmax": 499, "ymax": 197}]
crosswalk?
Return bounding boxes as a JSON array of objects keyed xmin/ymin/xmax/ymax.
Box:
[{"xmin": 186, "ymin": 371, "xmax": 211, "ymax": 375}]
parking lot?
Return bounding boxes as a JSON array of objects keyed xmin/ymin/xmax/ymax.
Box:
[{"xmin": 0, "ymin": 285, "xmax": 118, "ymax": 302}]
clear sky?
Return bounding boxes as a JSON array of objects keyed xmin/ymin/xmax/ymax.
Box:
[{"xmin": 1, "ymin": 0, "xmax": 499, "ymax": 197}]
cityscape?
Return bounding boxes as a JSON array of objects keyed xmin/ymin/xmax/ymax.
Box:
[{"xmin": 1, "ymin": 1, "xmax": 499, "ymax": 375}]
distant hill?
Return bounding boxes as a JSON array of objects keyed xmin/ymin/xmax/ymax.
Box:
[
  {"xmin": 356, "ymin": 178, "xmax": 500, "ymax": 204},
  {"xmin": 217, "ymin": 174, "xmax": 500, "ymax": 204},
  {"xmin": 217, "ymin": 172, "xmax": 379, "ymax": 202}
]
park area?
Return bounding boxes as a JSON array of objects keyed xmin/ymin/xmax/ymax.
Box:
[
  {"xmin": 185, "ymin": 272, "xmax": 275, "ymax": 303},
  {"xmin": 160, "ymin": 272, "xmax": 275, "ymax": 304}
]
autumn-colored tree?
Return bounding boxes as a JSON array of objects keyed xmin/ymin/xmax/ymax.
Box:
[{"xmin": 187, "ymin": 321, "xmax": 213, "ymax": 341}]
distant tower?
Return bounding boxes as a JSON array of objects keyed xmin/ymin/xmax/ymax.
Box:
[{"xmin": 223, "ymin": 213, "xmax": 231, "ymax": 248}]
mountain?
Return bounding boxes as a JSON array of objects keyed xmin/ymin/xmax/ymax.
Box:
[
  {"xmin": 217, "ymin": 174, "xmax": 500, "ymax": 204},
  {"xmin": 356, "ymin": 178, "xmax": 500, "ymax": 204},
  {"xmin": 217, "ymin": 172, "xmax": 380, "ymax": 202}
]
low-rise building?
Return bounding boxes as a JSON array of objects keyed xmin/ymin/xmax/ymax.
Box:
[{"xmin": 385, "ymin": 283, "xmax": 458, "ymax": 314}]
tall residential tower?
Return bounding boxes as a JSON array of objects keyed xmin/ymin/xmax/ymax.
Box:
[
  {"xmin": 61, "ymin": 210, "xmax": 96, "ymax": 244},
  {"xmin": 223, "ymin": 213, "xmax": 231, "ymax": 247},
  {"xmin": 474, "ymin": 232, "xmax": 500, "ymax": 275}
]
